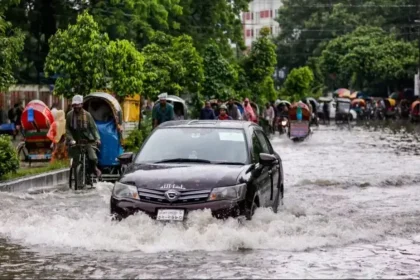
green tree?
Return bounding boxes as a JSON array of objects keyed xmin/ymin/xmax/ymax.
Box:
[
  {"xmin": 0, "ymin": 15, "xmax": 24, "ymax": 90},
  {"xmin": 281, "ymin": 66, "xmax": 314, "ymax": 101},
  {"xmin": 88, "ymin": 0, "xmax": 183, "ymax": 47},
  {"xmin": 170, "ymin": 0, "xmax": 251, "ymax": 56},
  {"xmin": 202, "ymin": 42, "xmax": 238, "ymax": 100},
  {"xmin": 106, "ymin": 39, "xmax": 145, "ymax": 99},
  {"xmin": 275, "ymin": 0, "xmax": 419, "ymax": 71},
  {"xmin": 242, "ymin": 27, "xmax": 277, "ymax": 104},
  {"xmin": 142, "ymin": 32, "xmax": 203, "ymax": 98},
  {"xmin": 320, "ymin": 26, "xmax": 418, "ymax": 91},
  {"xmin": 45, "ymin": 12, "xmax": 145, "ymax": 99},
  {"xmin": 44, "ymin": 12, "xmax": 109, "ymax": 98}
]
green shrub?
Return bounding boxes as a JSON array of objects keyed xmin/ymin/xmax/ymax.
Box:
[
  {"xmin": 0, "ymin": 135, "xmax": 19, "ymax": 178},
  {"xmin": 124, "ymin": 118, "xmax": 153, "ymax": 153}
]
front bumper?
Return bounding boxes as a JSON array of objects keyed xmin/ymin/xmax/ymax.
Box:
[{"xmin": 110, "ymin": 196, "xmax": 246, "ymax": 220}]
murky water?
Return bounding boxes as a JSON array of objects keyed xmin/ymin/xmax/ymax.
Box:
[{"xmin": 1, "ymin": 124, "xmax": 420, "ymax": 279}]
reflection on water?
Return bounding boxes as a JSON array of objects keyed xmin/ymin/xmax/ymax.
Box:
[{"xmin": 1, "ymin": 124, "xmax": 420, "ymax": 278}]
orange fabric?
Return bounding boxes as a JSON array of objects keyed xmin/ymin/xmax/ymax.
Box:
[{"xmin": 47, "ymin": 122, "xmax": 57, "ymax": 143}]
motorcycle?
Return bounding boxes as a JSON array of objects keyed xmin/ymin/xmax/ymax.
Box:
[{"xmin": 278, "ymin": 116, "xmax": 288, "ymax": 135}]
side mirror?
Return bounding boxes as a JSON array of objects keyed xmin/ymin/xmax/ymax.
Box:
[
  {"xmin": 259, "ymin": 153, "xmax": 277, "ymax": 166},
  {"xmin": 118, "ymin": 152, "xmax": 135, "ymax": 165}
]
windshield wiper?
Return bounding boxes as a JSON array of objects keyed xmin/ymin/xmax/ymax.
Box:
[
  {"xmin": 154, "ymin": 158, "xmax": 212, "ymax": 164},
  {"xmin": 214, "ymin": 161, "xmax": 245, "ymax": 165}
]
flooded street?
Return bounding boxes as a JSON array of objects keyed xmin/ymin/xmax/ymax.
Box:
[{"xmin": 1, "ymin": 124, "xmax": 420, "ymax": 279}]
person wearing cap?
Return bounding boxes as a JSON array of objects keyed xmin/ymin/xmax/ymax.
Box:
[
  {"xmin": 216, "ymin": 105, "xmax": 232, "ymax": 120},
  {"xmin": 66, "ymin": 95, "xmax": 102, "ymax": 179},
  {"xmin": 152, "ymin": 93, "xmax": 174, "ymax": 128}
]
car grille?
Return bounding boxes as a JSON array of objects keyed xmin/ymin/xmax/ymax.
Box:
[{"xmin": 137, "ymin": 188, "xmax": 211, "ymax": 204}]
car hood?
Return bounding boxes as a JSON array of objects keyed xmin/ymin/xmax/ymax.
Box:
[{"xmin": 121, "ymin": 163, "xmax": 247, "ymax": 190}]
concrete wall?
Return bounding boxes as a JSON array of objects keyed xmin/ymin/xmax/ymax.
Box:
[{"xmin": 0, "ymin": 169, "xmax": 70, "ymax": 192}]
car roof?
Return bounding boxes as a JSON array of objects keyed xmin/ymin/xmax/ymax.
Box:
[{"xmin": 158, "ymin": 120, "xmax": 260, "ymax": 130}]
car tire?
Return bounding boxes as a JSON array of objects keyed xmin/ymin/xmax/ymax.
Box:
[{"xmin": 246, "ymin": 200, "xmax": 258, "ymax": 220}]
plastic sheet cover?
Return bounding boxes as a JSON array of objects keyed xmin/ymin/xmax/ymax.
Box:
[{"xmin": 96, "ymin": 120, "xmax": 123, "ymax": 166}]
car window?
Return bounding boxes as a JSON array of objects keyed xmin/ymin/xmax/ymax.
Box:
[
  {"xmin": 255, "ymin": 130, "xmax": 272, "ymax": 154},
  {"xmin": 251, "ymin": 132, "xmax": 264, "ymax": 164},
  {"xmin": 136, "ymin": 127, "xmax": 248, "ymax": 164}
]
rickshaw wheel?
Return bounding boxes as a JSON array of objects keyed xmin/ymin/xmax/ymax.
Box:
[
  {"xmin": 69, "ymin": 166, "xmax": 77, "ymax": 190},
  {"xmin": 75, "ymin": 164, "xmax": 86, "ymax": 190},
  {"xmin": 16, "ymin": 143, "xmax": 28, "ymax": 162}
]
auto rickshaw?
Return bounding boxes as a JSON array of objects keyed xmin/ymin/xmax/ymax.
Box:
[
  {"xmin": 409, "ymin": 100, "xmax": 420, "ymax": 122},
  {"xmin": 154, "ymin": 95, "xmax": 188, "ymax": 120},
  {"xmin": 16, "ymin": 100, "xmax": 54, "ymax": 166},
  {"xmin": 335, "ymin": 98, "xmax": 352, "ymax": 124},
  {"xmin": 79, "ymin": 92, "xmax": 125, "ymax": 182},
  {"xmin": 384, "ymin": 98, "xmax": 397, "ymax": 119},
  {"xmin": 288, "ymin": 102, "xmax": 311, "ymax": 142}
]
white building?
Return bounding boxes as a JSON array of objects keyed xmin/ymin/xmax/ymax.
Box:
[{"xmin": 241, "ymin": 0, "xmax": 283, "ymax": 49}]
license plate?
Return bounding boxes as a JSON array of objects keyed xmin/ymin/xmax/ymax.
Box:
[{"xmin": 156, "ymin": 209, "xmax": 185, "ymax": 221}]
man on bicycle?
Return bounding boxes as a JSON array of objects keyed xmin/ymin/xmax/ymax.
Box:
[{"xmin": 66, "ymin": 95, "xmax": 102, "ymax": 179}]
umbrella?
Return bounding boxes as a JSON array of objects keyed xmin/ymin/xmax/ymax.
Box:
[
  {"xmin": 350, "ymin": 92, "xmax": 358, "ymax": 99},
  {"xmin": 339, "ymin": 91, "xmax": 351, "ymax": 99},
  {"xmin": 334, "ymin": 88, "xmax": 350, "ymax": 97}
]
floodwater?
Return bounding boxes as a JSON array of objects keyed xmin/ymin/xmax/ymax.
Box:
[{"xmin": 1, "ymin": 123, "xmax": 420, "ymax": 279}]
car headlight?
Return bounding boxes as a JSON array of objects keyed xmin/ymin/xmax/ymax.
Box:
[
  {"xmin": 208, "ymin": 184, "xmax": 246, "ymax": 201},
  {"xmin": 112, "ymin": 182, "xmax": 139, "ymax": 200}
]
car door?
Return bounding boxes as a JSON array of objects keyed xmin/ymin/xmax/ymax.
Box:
[
  {"xmin": 255, "ymin": 130, "xmax": 279, "ymax": 206},
  {"xmin": 250, "ymin": 131, "xmax": 272, "ymax": 207}
]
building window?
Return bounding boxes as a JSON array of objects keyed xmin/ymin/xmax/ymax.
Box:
[
  {"xmin": 270, "ymin": 10, "xmax": 273, "ymax": 18},
  {"xmin": 251, "ymin": 29, "xmax": 254, "ymax": 37},
  {"xmin": 245, "ymin": 12, "xmax": 252, "ymax": 20},
  {"xmin": 270, "ymin": 26, "xmax": 273, "ymax": 34},
  {"xmin": 246, "ymin": 29, "xmax": 251, "ymax": 37},
  {"xmin": 260, "ymin": 10, "xmax": 270, "ymax": 18}
]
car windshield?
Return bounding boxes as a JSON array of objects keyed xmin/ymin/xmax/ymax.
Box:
[{"xmin": 135, "ymin": 127, "xmax": 248, "ymax": 164}]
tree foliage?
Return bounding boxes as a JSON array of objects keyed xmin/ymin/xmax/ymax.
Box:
[
  {"xmin": 281, "ymin": 66, "xmax": 314, "ymax": 101},
  {"xmin": 45, "ymin": 12, "xmax": 110, "ymax": 97},
  {"xmin": 242, "ymin": 27, "xmax": 277, "ymax": 103},
  {"xmin": 0, "ymin": 14, "xmax": 24, "ymax": 90},
  {"xmin": 202, "ymin": 42, "xmax": 238, "ymax": 100},
  {"xmin": 142, "ymin": 32, "xmax": 203, "ymax": 98},
  {"xmin": 45, "ymin": 12, "xmax": 144, "ymax": 99},
  {"xmin": 320, "ymin": 26, "xmax": 418, "ymax": 90},
  {"xmin": 106, "ymin": 39, "xmax": 144, "ymax": 98}
]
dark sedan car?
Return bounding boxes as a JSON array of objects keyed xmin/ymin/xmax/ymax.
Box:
[{"xmin": 111, "ymin": 120, "xmax": 284, "ymax": 221}]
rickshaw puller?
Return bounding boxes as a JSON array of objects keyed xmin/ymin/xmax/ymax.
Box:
[{"xmin": 66, "ymin": 95, "xmax": 102, "ymax": 179}]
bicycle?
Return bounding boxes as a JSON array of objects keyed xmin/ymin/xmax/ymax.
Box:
[{"xmin": 69, "ymin": 143, "xmax": 99, "ymax": 190}]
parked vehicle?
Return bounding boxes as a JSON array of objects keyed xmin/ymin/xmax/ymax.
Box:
[
  {"xmin": 110, "ymin": 120, "xmax": 284, "ymax": 221},
  {"xmin": 335, "ymin": 98, "xmax": 352, "ymax": 124},
  {"xmin": 16, "ymin": 100, "xmax": 54, "ymax": 166},
  {"xmin": 287, "ymin": 102, "xmax": 311, "ymax": 142}
]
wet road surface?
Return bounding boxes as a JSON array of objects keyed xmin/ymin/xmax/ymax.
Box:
[{"xmin": 1, "ymin": 124, "xmax": 420, "ymax": 278}]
